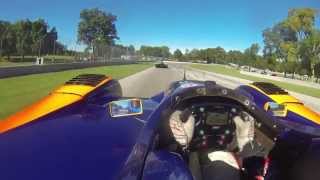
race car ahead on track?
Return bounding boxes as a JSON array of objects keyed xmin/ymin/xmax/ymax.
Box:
[
  {"xmin": 155, "ymin": 61, "xmax": 168, "ymax": 68},
  {"xmin": 0, "ymin": 74, "xmax": 320, "ymax": 180}
]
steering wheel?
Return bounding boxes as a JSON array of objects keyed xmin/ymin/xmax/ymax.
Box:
[{"xmin": 188, "ymin": 102, "xmax": 249, "ymax": 151}]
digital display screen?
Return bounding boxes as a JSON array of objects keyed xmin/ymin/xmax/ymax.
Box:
[{"xmin": 206, "ymin": 112, "xmax": 229, "ymax": 126}]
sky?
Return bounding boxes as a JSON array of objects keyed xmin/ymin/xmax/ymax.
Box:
[{"xmin": 0, "ymin": 0, "xmax": 319, "ymax": 52}]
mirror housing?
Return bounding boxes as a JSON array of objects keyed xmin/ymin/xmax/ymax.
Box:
[{"xmin": 109, "ymin": 99, "xmax": 143, "ymax": 117}]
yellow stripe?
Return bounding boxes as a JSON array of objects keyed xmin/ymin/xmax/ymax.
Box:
[
  {"xmin": 284, "ymin": 103, "xmax": 320, "ymax": 124},
  {"xmin": 269, "ymin": 94, "xmax": 300, "ymax": 104}
]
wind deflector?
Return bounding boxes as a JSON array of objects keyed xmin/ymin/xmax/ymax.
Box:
[
  {"xmin": 252, "ymin": 82, "xmax": 288, "ymax": 95},
  {"xmin": 65, "ymin": 74, "xmax": 108, "ymax": 87}
]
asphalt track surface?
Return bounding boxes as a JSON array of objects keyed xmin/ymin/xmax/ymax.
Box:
[
  {"xmin": 119, "ymin": 62, "xmax": 320, "ymax": 113},
  {"xmin": 119, "ymin": 63, "xmax": 184, "ymax": 97},
  {"xmin": 119, "ymin": 62, "xmax": 241, "ymax": 97}
]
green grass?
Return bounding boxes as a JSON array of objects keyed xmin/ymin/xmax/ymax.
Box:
[
  {"xmin": 0, "ymin": 63, "xmax": 151, "ymax": 119},
  {"xmin": 191, "ymin": 64, "xmax": 320, "ymax": 98}
]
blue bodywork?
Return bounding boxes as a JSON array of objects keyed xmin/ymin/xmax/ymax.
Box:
[
  {"xmin": 0, "ymin": 80, "xmax": 193, "ymax": 180},
  {"xmin": 0, "ymin": 80, "xmax": 319, "ymax": 180}
]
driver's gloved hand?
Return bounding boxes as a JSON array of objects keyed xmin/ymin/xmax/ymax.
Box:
[
  {"xmin": 233, "ymin": 112, "xmax": 255, "ymax": 152},
  {"xmin": 169, "ymin": 109, "xmax": 195, "ymax": 147}
]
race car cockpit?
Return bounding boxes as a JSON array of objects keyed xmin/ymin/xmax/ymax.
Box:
[
  {"xmin": 155, "ymin": 81, "xmax": 320, "ymax": 180},
  {"xmin": 154, "ymin": 81, "xmax": 274, "ymax": 180}
]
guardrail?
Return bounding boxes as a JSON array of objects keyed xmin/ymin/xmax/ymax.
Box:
[{"xmin": 0, "ymin": 60, "xmax": 140, "ymax": 79}]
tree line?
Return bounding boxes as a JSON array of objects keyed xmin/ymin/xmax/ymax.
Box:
[
  {"xmin": 138, "ymin": 46, "xmax": 170, "ymax": 58},
  {"xmin": 77, "ymin": 8, "xmax": 138, "ymax": 60},
  {"xmin": 0, "ymin": 19, "xmax": 70, "ymax": 60},
  {"xmin": 262, "ymin": 8, "xmax": 320, "ymax": 79},
  {"xmin": 173, "ymin": 44, "xmax": 260, "ymax": 67},
  {"xmin": 3, "ymin": 7, "xmax": 314, "ymax": 80},
  {"xmin": 76, "ymin": 7, "xmax": 320, "ymax": 81},
  {"xmin": 170, "ymin": 8, "xmax": 320, "ymax": 80}
]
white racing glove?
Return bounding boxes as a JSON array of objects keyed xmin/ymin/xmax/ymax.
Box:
[
  {"xmin": 169, "ymin": 110, "xmax": 195, "ymax": 147},
  {"xmin": 233, "ymin": 112, "xmax": 255, "ymax": 151}
]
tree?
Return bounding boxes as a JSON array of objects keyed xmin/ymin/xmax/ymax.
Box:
[
  {"xmin": 140, "ymin": 46, "xmax": 151, "ymax": 56},
  {"xmin": 78, "ymin": 8, "xmax": 118, "ymax": 59},
  {"xmin": 227, "ymin": 50, "xmax": 244, "ymax": 64},
  {"xmin": 128, "ymin": 45, "xmax": 135, "ymax": 55},
  {"xmin": 250, "ymin": 43, "xmax": 260, "ymax": 55},
  {"xmin": 300, "ymin": 30, "xmax": 320, "ymax": 76},
  {"xmin": 160, "ymin": 46, "xmax": 170, "ymax": 58},
  {"xmin": 54, "ymin": 41, "xmax": 67, "ymax": 55},
  {"xmin": 262, "ymin": 8, "xmax": 319, "ymax": 77},
  {"xmin": 31, "ymin": 19, "xmax": 48, "ymax": 56},
  {"xmin": 284, "ymin": 8, "xmax": 317, "ymax": 41},
  {"xmin": 0, "ymin": 21, "xmax": 10, "ymax": 57},
  {"xmin": 1, "ymin": 23, "xmax": 16, "ymax": 59},
  {"xmin": 205, "ymin": 48, "xmax": 215, "ymax": 63},
  {"xmin": 15, "ymin": 19, "xmax": 33, "ymax": 60},
  {"xmin": 0, "ymin": 18, "xmax": 71, "ymax": 60},
  {"xmin": 139, "ymin": 45, "xmax": 170, "ymax": 58},
  {"xmin": 244, "ymin": 43, "xmax": 260, "ymax": 70},
  {"xmin": 280, "ymin": 41, "xmax": 299, "ymax": 78},
  {"xmin": 265, "ymin": 54, "xmax": 278, "ymax": 71},
  {"xmin": 173, "ymin": 49, "xmax": 183, "ymax": 61},
  {"xmin": 262, "ymin": 22, "xmax": 297, "ymax": 61},
  {"xmin": 263, "ymin": 24, "xmax": 282, "ymax": 58},
  {"xmin": 43, "ymin": 27, "xmax": 58, "ymax": 55},
  {"xmin": 188, "ymin": 49, "xmax": 200, "ymax": 61},
  {"xmin": 202, "ymin": 47, "xmax": 227, "ymax": 64},
  {"xmin": 214, "ymin": 47, "xmax": 227, "ymax": 64},
  {"xmin": 314, "ymin": 63, "xmax": 320, "ymax": 83}
]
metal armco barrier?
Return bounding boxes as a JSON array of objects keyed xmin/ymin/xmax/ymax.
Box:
[{"xmin": 0, "ymin": 61, "xmax": 139, "ymax": 79}]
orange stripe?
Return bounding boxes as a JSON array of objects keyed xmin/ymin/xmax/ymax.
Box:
[{"xmin": 0, "ymin": 76, "xmax": 112, "ymax": 133}]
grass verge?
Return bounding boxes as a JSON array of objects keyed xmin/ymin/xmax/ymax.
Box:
[
  {"xmin": 191, "ymin": 64, "xmax": 320, "ymax": 98},
  {"xmin": 0, "ymin": 63, "xmax": 151, "ymax": 119}
]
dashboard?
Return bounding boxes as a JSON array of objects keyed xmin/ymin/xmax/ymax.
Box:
[{"xmin": 206, "ymin": 111, "xmax": 229, "ymax": 126}]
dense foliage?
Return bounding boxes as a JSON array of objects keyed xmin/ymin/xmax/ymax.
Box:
[
  {"xmin": 78, "ymin": 8, "xmax": 118, "ymax": 58},
  {"xmin": 1, "ymin": 7, "xmax": 319, "ymax": 78},
  {"xmin": 262, "ymin": 8, "xmax": 320, "ymax": 78},
  {"xmin": 139, "ymin": 45, "xmax": 170, "ymax": 58},
  {"xmin": 0, "ymin": 19, "xmax": 68, "ymax": 60}
]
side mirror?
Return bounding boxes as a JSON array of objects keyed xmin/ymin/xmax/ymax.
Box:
[
  {"xmin": 264, "ymin": 102, "xmax": 287, "ymax": 117},
  {"xmin": 109, "ymin": 99, "xmax": 143, "ymax": 117}
]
